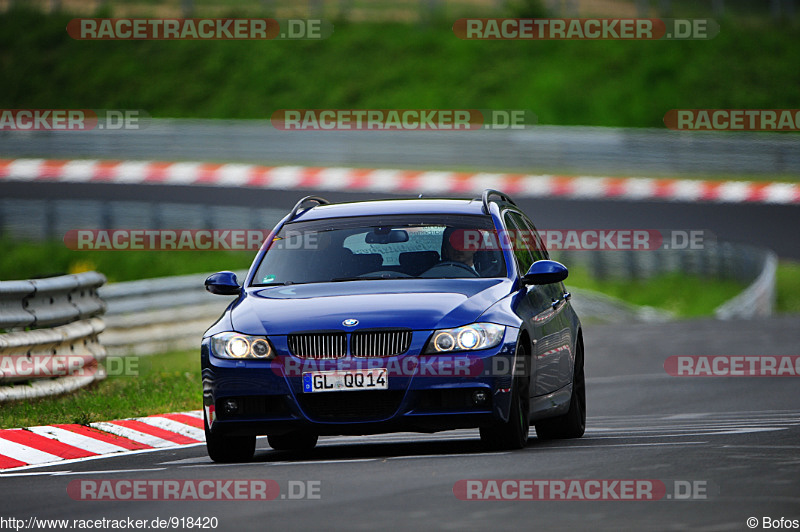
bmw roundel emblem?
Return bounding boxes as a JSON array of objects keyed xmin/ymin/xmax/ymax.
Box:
[{"xmin": 343, "ymin": 319, "xmax": 359, "ymax": 327}]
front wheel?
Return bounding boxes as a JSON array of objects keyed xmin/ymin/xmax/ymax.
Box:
[
  {"xmin": 204, "ymin": 411, "xmax": 256, "ymax": 463},
  {"xmin": 480, "ymin": 343, "xmax": 530, "ymax": 450},
  {"xmin": 534, "ymin": 337, "xmax": 586, "ymax": 440}
]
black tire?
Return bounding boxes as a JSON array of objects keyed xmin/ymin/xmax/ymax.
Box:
[
  {"xmin": 204, "ymin": 411, "xmax": 256, "ymax": 463},
  {"xmin": 534, "ymin": 337, "xmax": 586, "ymax": 440},
  {"xmin": 268, "ymin": 431, "xmax": 319, "ymax": 451},
  {"xmin": 480, "ymin": 342, "xmax": 530, "ymax": 450}
]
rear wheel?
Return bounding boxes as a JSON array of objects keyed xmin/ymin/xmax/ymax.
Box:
[
  {"xmin": 480, "ymin": 342, "xmax": 530, "ymax": 450},
  {"xmin": 268, "ymin": 431, "xmax": 318, "ymax": 451},
  {"xmin": 204, "ymin": 411, "xmax": 256, "ymax": 463},
  {"xmin": 534, "ymin": 337, "xmax": 586, "ymax": 440}
]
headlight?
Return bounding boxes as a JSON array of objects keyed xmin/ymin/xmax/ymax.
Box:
[
  {"xmin": 424, "ymin": 323, "xmax": 505, "ymax": 354},
  {"xmin": 210, "ymin": 332, "xmax": 274, "ymax": 360}
]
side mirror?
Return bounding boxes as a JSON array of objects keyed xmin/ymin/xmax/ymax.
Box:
[
  {"xmin": 522, "ymin": 260, "xmax": 568, "ymax": 285},
  {"xmin": 205, "ymin": 271, "xmax": 241, "ymax": 295}
]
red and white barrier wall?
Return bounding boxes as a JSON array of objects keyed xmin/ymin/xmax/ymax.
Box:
[{"xmin": 1, "ymin": 158, "xmax": 798, "ymax": 204}]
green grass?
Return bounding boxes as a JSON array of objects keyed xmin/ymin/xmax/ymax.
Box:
[
  {"xmin": 0, "ymin": 238, "xmax": 254, "ymax": 282},
  {"xmin": 0, "ymin": 350, "xmax": 200, "ymax": 429},
  {"xmin": 564, "ymin": 264, "xmax": 747, "ymax": 318},
  {"xmin": 0, "ymin": 9, "xmax": 798, "ymax": 129},
  {"xmin": 776, "ymin": 261, "xmax": 800, "ymax": 313}
]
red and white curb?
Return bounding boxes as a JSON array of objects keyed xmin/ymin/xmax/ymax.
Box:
[
  {"xmin": 0, "ymin": 410, "xmax": 204, "ymax": 471},
  {"xmin": 1, "ymin": 158, "xmax": 798, "ymax": 204}
]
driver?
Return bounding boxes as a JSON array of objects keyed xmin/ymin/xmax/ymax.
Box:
[{"xmin": 441, "ymin": 227, "xmax": 479, "ymax": 274}]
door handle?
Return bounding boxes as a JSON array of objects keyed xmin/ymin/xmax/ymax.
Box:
[{"xmin": 563, "ymin": 292, "xmax": 571, "ymax": 301}]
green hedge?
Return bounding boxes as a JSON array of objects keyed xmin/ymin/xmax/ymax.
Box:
[{"xmin": 1, "ymin": 9, "xmax": 798, "ymax": 127}]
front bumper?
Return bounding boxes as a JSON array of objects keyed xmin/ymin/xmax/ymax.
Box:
[{"xmin": 201, "ymin": 328, "xmax": 520, "ymax": 437}]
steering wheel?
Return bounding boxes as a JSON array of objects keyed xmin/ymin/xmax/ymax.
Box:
[{"xmin": 424, "ymin": 261, "xmax": 479, "ymax": 277}]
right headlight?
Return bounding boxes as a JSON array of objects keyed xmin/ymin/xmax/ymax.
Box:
[
  {"xmin": 424, "ymin": 323, "xmax": 505, "ymax": 354},
  {"xmin": 210, "ymin": 332, "xmax": 274, "ymax": 360}
]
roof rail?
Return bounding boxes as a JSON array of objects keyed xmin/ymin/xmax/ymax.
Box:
[
  {"xmin": 481, "ymin": 189, "xmax": 516, "ymax": 214},
  {"xmin": 288, "ymin": 196, "xmax": 330, "ymax": 221}
]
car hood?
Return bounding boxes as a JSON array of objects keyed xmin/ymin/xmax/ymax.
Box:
[{"xmin": 227, "ymin": 279, "xmax": 512, "ymax": 335}]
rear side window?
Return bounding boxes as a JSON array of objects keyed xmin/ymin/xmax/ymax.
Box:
[
  {"xmin": 503, "ymin": 212, "xmax": 534, "ymax": 274},
  {"xmin": 517, "ymin": 213, "xmax": 549, "ymax": 262}
]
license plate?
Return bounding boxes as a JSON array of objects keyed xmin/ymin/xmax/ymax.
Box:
[{"xmin": 302, "ymin": 369, "xmax": 388, "ymax": 393}]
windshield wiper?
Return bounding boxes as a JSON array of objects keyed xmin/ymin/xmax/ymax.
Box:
[
  {"xmin": 330, "ymin": 275, "xmax": 418, "ymax": 282},
  {"xmin": 253, "ymin": 281, "xmax": 308, "ymax": 287}
]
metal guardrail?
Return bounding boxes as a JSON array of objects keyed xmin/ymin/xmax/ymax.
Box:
[
  {"xmin": 715, "ymin": 251, "xmax": 778, "ymax": 319},
  {"xmin": 552, "ymin": 241, "xmax": 777, "ymax": 319},
  {"xmin": 0, "ymin": 271, "xmax": 106, "ymax": 329},
  {"xmin": 100, "ymin": 270, "xmax": 246, "ymax": 356},
  {"xmin": 3, "ymin": 120, "xmax": 799, "ymax": 176},
  {"xmin": 0, "ymin": 272, "xmax": 107, "ymax": 401}
]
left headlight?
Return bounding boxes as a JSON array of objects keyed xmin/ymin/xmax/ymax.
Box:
[
  {"xmin": 424, "ymin": 323, "xmax": 505, "ymax": 354},
  {"xmin": 210, "ymin": 332, "xmax": 274, "ymax": 360}
]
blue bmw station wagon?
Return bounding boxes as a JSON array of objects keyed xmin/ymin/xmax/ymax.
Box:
[{"xmin": 202, "ymin": 190, "xmax": 585, "ymax": 462}]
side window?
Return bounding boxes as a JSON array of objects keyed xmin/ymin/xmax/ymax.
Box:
[
  {"xmin": 518, "ymin": 214, "xmax": 548, "ymax": 261},
  {"xmin": 503, "ymin": 212, "xmax": 534, "ymax": 274}
]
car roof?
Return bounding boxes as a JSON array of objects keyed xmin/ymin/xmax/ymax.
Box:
[{"xmin": 290, "ymin": 198, "xmax": 495, "ymax": 222}]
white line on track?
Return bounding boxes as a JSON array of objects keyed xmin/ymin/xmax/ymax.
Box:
[
  {"xmin": 0, "ymin": 467, "xmax": 167, "ymax": 478},
  {"xmin": 50, "ymin": 467, "xmax": 167, "ymax": 476},
  {"xmin": 530, "ymin": 441, "xmax": 708, "ymax": 450},
  {"xmin": 268, "ymin": 458, "xmax": 379, "ymax": 466},
  {"xmin": 387, "ymin": 452, "xmax": 510, "ymax": 460}
]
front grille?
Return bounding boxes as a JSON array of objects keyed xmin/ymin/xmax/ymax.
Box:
[
  {"xmin": 351, "ymin": 329, "xmax": 412, "ymax": 358},
  {"xmin": 288, "ymin": 332, "xmax": 346, "ymax": 359},
  {"xmin": 298, "ymin": 390, "xmax": 405, "ymax": 421}
]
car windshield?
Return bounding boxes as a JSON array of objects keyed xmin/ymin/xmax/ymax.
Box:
[{"xmin": 251, "ymin": 214, "xmax": 506, "ymax": 285}]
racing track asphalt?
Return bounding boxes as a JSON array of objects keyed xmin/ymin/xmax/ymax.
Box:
[
  {"xmin": 0, "ymin": 315, "xmax": 798, "ymax": 531},
  {"xmin": 2, "ymin": 180, "xmax": 799, "ymax": 259}
]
